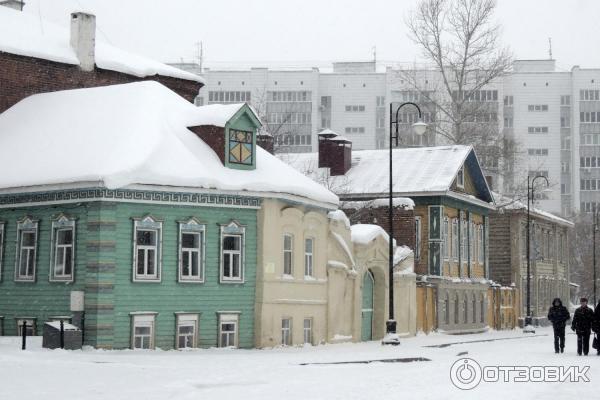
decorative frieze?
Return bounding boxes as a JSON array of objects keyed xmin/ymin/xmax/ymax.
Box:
[{"xmin": 0, "ymin": 188, "xmax": 262, "ymax": 209}]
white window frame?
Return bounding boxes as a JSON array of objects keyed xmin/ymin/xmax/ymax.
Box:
[
  {"xmin": 130, "ymin": 313, "xmax": 156, "ymax": 350},
  {"xmin": 460, "ymin": 213, "xmax": 468, "ymax": 267},
  {"xmin": 281, "ymin": 318, "xmax": 292, "ymax": 346},
  {"xmin": 220, "ymin": 221, "xmax": 246, "ymax": 283},
  {"xmin": 132, "ymin": 216, "xmax": 162, "ymax": 282},
  {"xmin": 469, "ymin": 220, "xmax": 475, "ymax": 264},
  {"xmin": 457, "ymin": 165, "xmax": 465, "ymax": 189},
  {"xmin": 304, "ymin": 237, "xmax": 314, "ymax": 278},
  {"xmin": 283, "ymin": 233, "xmax": 293, "ymax": 276},
  {"xmin": 175, "ymin": 313, "xmax": 198, "ymax": 349},
  {"xmin": 0, "ymin": 222, "xmax": 4, "ymax": 282},
  {"xmin": 178, "ymin": 218, "xmax": 205, "ymax": 283},
  {"xmin": 15, "ymin": 217, "xmax": 38, "ymax": 282},
  {"xmin": 478, "ymin": 225, "xmax": 485, "ymax": 264},
  {"xmin": 218, "ymin": 313, "xmax": 239, "ymax": 348},
  {"xmin": 50, "ymin": 215, "xmax": 76, "ymax": 282},
  {"xmin": 443, "ymin": 218, "xmax": 450, "ymax": 261},
  {"xmin": 452, "ymin": 219, "xmax": 459, "ymax": 262},
  {"xmin": 303, "ymin": 318, "xmax": 313, "ymax": 345},
  {"xmin": 414, "ymin": 217, "xmax": 422, "ymax": 260}
]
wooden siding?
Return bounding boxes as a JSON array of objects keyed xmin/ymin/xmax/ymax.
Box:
[
  {"xmin": 0, "ymin": 204, "xmax": 88, "ymax": 335},
  {"xmin": 488, "ymin": 213, "xmax": 512, "ymax": 285},
  {"xmin": 0, "ymin": 200, "xmax": 258, "ymax": 349}
]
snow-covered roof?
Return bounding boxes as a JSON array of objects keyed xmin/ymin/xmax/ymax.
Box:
[
  {"xmin": 328, "ymin": 210, "xmax": 351, "ymax": 229},
  {"xmin": 0, "ymin": 81, "xmax": 338, "ymax": 207},
  {"xmin": 343, "ymin": 197, "xmax": 415, "ymax": 211},
  {"xmin": 280, "ymin": 145, "xmax": 493, "ymax": 206},
  {"xmin": 191, "ymin": 103, "xmax": 251, "ymax": 127},
  {"xmin": 493, "ymin": 192, "xmax": 573, "ymax": 227},
  {"xmin": 394, "ymin": 246, "xmax": 414, "ymax": 265},
  {"xmin": 350, "ymin": 224, "xmax": 390, "ymax": 245},
  {"xmin": 0, "ymin": 7, "xmax": 203, "ymax": 83}
]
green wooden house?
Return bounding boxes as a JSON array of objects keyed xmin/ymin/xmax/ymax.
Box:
[{"xmin": 0, "ymin": 82, "xmax": 337, "ymax": 349}]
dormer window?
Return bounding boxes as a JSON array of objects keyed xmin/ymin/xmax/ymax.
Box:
[
  {"xmin": 228, "ymin": 129, "xmax": 254, "ymax": 165},
  {"xmin": 457, "ymin": 165, "xmax": 465, "ymax": 189}
]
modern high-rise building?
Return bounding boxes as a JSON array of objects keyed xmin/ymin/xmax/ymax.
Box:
[{"xmin": 170, "ymin": 59, "xmax": 600, "ymax": 218}]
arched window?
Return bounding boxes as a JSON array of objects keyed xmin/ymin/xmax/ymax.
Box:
[
  {"xmin": 480, "ymin": 293, "xmax": 485, "ymax": 323},
  {"xmin": 472, "ymin": 294, "xmax": 477, "ymax": 323},
  {"xmin": 454, "ymin": 294, "xmax": 459, "ymax": 324},
  {"xmin": 444, "ymin": 292, "xmax": 450, "ymax": 325}
]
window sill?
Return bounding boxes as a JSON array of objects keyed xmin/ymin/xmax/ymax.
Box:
[
  {"xmin": 220, "ymin": 279, "xmax": 244, "ymax": 284},
  {"xmin": 178, "ymin": 279, "xmax": 205, "ymax": 284},
  {"xmin": 133, "ymin": 277, "xmax": 161, "ymax": 283},
  {"xmin": 49, "ymin": 278, "xmax": 74, "ymax": 283},
  {"xmin": 14, "ymin": 278, "xmax": 36, "ymax": 283}
]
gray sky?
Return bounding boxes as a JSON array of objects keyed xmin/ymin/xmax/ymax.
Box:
[{"xmin": 22, "ymin": 0, "xmax": 600, "ymax": 70}]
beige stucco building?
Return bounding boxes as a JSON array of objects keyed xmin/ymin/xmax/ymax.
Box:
[{"xmin": 255, "ymin": 201, "xmax": 416, "ymax": 347}]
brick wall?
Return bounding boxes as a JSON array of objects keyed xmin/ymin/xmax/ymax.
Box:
[
  {"xmin": 189, "ymin": 125, "xmax": 225, "ymax": 164},
  {"xmin": 343, "ymin": 204, "xmax": 416, "ymax": 260},
  {"xmin": 0, "ymin": 52, "xmax": 202, "ymax": 113}
]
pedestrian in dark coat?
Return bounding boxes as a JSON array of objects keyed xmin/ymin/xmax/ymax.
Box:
[
  {"xmin": 571, "ymin": 298, "xmax": 595, "ymax": 355},
  {"xmin": 547, "ymin": 298, "xmax": 570, "ymax": 353},
  {"xmin": 594, "ymin": 301, "xmax": 600, "ymax": 356}
]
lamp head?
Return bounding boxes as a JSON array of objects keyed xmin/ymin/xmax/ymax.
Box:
[{"xmin": 412, "ymin": 120, "xmax": 428, "ymax": 136}]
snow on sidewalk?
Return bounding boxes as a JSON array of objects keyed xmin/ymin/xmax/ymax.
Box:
[{"xmin": 0, "ymin": 327, "xmax": 595, "ymax": 400}]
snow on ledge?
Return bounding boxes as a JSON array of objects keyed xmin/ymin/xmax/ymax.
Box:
[
  {"xmin": 350, "ymin": 224, "xmax": 390, "ymax": 245},
  {"xmin": 344, "ymin": 197, "xmax": 415, "ymax": 210},
  {"xmin": 328, "ymin": 210, "xmax": 351, "ymax": 228},
  {"xmin": 0, "ymin": 7, "xmax": 203, "ymax": 83}
]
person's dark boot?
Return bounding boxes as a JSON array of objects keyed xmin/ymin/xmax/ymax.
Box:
[{"xmin": 560, "ymin": 347, "xmax": 564, "ymax": 353}]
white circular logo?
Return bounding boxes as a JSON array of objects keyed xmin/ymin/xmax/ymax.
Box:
[{"xmin": 450, "ymin": 358, "xmax": 482, "ymax": 390}]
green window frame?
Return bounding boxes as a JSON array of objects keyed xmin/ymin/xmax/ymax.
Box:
[{"xmin": 228, "ymin": 129, "xmax": 254, "ymax": 165}]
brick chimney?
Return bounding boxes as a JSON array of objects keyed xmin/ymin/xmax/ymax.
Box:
[
  {"xmin": 70, "ymin": 12, "xmax": 96, "ymax": 72},
  {"xmin": 318, "ymin": 130, "xmax": 352, "ymax": 176},
  {"xmin": 0, "ymin": 0, "xmax": 25, "ymax": 11},
  {"xmin": 257, "ymin": 128, "xmax": 274, "ymax": 154}
]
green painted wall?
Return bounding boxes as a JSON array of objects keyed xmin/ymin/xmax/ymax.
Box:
[
  {"xmin": 110, "ymin": 202, "xmax": 257, "ymax": 350},
  {"xmin": 0, "ymin": 200, "xmax": 258, "ymax": 350},
  {"xmin": 0, "ymin": 204, "xmax": 88, "ymax": 336}
]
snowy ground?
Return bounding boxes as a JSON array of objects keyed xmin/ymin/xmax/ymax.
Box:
[{"xmin": 0, "ymin": 327, "xmax": 596, "ymax": 400}]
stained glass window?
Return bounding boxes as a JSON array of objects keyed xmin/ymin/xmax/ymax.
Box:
[{"xmin": 228, "ymin": 129, "xmax": 253, "ymax": 165}]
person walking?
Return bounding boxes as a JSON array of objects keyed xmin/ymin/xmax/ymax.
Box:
[
  {"xmin": 547, "ymin": 298, "xmax": 570, "ymax": 353},
  {"xmin": 593, "ymin": 301, "xmax": 600, "ymax": 356},
  {"xmin": 571, "ymin": 297, "xmax": 595, "ymax": 356}
]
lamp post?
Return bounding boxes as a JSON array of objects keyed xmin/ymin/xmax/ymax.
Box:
[
  {"xmin": 593, "ymin": 211, "xmax": 598, "ymax": 307},
  {"xmin": 382, "ymin": 102, "xmax": 427, "ymax": 345},
  {"xmin": 524, "ymin": 174, "xmax": 550, "ymax": 333}
]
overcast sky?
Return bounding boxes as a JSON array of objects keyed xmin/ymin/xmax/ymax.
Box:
[{"xmin": 22, "ymin": 0, "xmax": 600, "ymax": 71}]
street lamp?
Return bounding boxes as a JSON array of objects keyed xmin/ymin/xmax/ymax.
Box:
[
  {"xmin": 524, "ymin": 174, "xmax": 550, "ymax": 334},
  {"xmin": 593, "ymin": 211, "xmax": 598, "ymax": 307},
  {"xmin": 383, "ymin": 102, "xmax": 427, "ymax": 345}
]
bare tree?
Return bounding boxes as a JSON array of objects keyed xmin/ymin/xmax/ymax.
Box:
[
  {"xmin": 568, "ymin": 213, "xmax": 596, "ymax": 304},
  {"xmin": 402, "ymin": 0, "xmax": 515, "ymax": 183},
  {"xmin": 251, "ymin": 86, "xmax": 312, "ymax": 154}
]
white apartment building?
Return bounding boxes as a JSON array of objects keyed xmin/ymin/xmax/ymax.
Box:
[{"xmin": 171, "ymin": 59, "xmax": 600, "ymax": 217}]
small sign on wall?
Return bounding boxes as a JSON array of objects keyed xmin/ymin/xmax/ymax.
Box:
[
  {"xmin": 264, "ymin": 262, "xmax": 275, "ymax": 274},
  {"xmin": 70, "ymin": 291, "xmax": 85, "ymax": 312}
]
